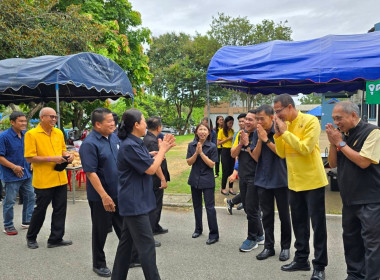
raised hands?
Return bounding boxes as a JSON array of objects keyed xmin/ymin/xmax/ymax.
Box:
[
  {"xmin": 239, "ymin": 130, "xmax": 249, "ymax": 146},
  {"xmin": 274, "ymin": 116, "xmax": 287, "ymax": 136},
  {"xmin": 158, "ymin": 134, "xmax": 176, "ymax": 153},
  {"xmin": 325, "ymin": 123, "xmax": 342, "ymax": 146},
  {"xmin": 196, "ymin": 142, "xmax": 203, "ymax": 155},
  {"xmin": 257, "ymin": 124, "xmax": 268, "ymax": 142}
]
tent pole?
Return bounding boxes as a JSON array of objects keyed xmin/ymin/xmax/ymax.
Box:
[
  {"xmin": 207, "ymin": 84, "xmax": 210, "ymax": 127},
  {"xmin": 56, "ymin": 83, "xmax": 61, "ymax": 129}
]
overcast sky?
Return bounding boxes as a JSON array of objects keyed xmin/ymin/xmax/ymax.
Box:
[{"xmin": 130, "ymin": 0, "xmax": 380, "ymax": 41}]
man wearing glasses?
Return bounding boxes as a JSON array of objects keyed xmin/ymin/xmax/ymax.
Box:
[
  {"xmin": 24, "ymin": 107, "xmax": 74, "ymax": 249},
  {"xmin": 273, "ymin": 94, "xmax": 328, "ymax": 280}
]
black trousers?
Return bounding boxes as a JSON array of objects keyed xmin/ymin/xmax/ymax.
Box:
[
  {"xmin": 231, "ymin": 193, "xmax": 242, "ymax": 205},
  {"xmin": 342, "ymin": 203, "xmax": 380, "ymax": 280},
  {"xmin": 257, "ymin": 187, "xmax": 291, "ymax": 250},
  {"xmin": 289, "ymin": 187, "xmax": 328, "ymax": 270},
  {"xmin": 220, "ymin": 148, "xmax": 234, "ymax": 190},
  {"xmin": 215, "ymin": 148, "xmax": 222, "ymax": 175},
  {"xmin": 149, "ymin": 186, "xmax": 164, "ymax": 233},
  {"xmin": 27, "ymin": 184, "xmax": 67, "ymax": 244},
  {"xmin": 89, "ymin": 200, "xmax": 123, "ymax": 269},
  {"xmin": 239, "ymin": 177, "xmax": 263, "ymax": 241},
  {"xmin": 112, "ymin": 214, "xmax": 160, "ymax": 280},
  {"xmin": 191, "ymin": 187, "xmax": 219, "ymax": 239}
]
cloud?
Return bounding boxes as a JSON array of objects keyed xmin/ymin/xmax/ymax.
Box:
[{"xmin": 130, "ymin": 0, "xmax": 380, "ymax": 41}]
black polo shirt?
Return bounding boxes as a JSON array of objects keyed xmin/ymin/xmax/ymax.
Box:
[
  {"xmin": 80, "ymin": 130, "xmax": 120, "ymax": 201},
  {"xmin": 143, "ymin": 131, "xmax": 170, "ymax": 185},
  {"xmin": 237, "ymin": 131, "xmax": 256, "ymax": 179},
  {"xmin": 186, "ymin": 140, "xmax": 218, "ymax": 189},
  {"xmin": 117, "ymin": 134, "xmax": 155, "ymax": 216},
  {"xmin": 251, "ymin": 123, "xmax": 288, "ymax": 189}
]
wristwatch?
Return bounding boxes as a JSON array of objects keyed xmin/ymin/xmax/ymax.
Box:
[
  {"xmin": 264, "ymin": 139, "xmax": 271, "ymax": 145},
  {"xmin": 337, "ymin": 141, "xmax": 346, "ymax": 151}
]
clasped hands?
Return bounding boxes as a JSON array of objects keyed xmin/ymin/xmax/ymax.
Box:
[{"xmin": 325, "ymin": 123, "xmax": 342, "ymax": 146}]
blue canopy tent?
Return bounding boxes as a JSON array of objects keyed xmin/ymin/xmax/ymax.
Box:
[
  {"xmin": 207, "ymin": 32, "xmax": 380, "ymax": 96},
  {"xmin": 0, "ymin": 52, "xmax": 134, "ymax": 128}
]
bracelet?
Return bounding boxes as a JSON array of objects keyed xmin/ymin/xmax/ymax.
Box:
[
  {"xmin": 200, "ymin": 152, "xmax": 204, "ymax": 156},
  {"xmin": 12, "ymin": 166, "xmax": 17, "ymax": 171},
  {"xmin": 238, "ymin": 143, "xmax": 243, "ymax": 147},
  {"xmin": 48, "ymin": 157, "xmax": 50, "ymax": 162}
]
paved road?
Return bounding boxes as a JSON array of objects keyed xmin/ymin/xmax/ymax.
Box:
[{"xmin": 0, "ymin": 201, "xmax": 346, "ymax": 279}]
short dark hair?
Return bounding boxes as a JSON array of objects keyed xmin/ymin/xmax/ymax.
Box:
[
  {"xmin": 247, "ymin": 109, "xmax": 257, "ymax": 115},
  {"xmin": 147, "ymin": 116, "xmax": 162, "ymax": 131},
  {"xmin": 118, "ymin": 109, "xmax": 143, "ymax": 140},
  {"xmin": 91, "ymin": 108, "xmax": 112, "ymax": 126},
  {"xmin": 10, "ymin": 111, "xmax": 25, "ymax": 122},
  {"xmin": 194, "ymin": 123, "xmax": 211, "ymax": 141},
  {"xmin": 273, "ymin": 94, "xmax": 295, "ymax": 108},
  {"xmin": 256, "ymin": 104, "xmax": 274, "ymax": 116},
  {"xmin": 237, "ymin": 113, "xmax": 247, "ymax": 120}
]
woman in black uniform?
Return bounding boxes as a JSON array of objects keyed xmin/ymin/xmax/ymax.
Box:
[
  {"xmin": 187, "ymin": 123, "xmax": 219, "ymax": 245},
  {"xmin": 112, "ymin": 109, "xmax": 175, "ymax": 280}
]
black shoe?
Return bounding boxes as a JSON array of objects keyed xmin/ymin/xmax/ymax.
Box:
[
  {"xmin": 192, "ymin": 232, "xmax": 202, "ymax": 238},
  {"xmin": 256, "ymin": 248, "xmax": 275, "ymax": 260},
  {"xmin": 155, "ymin": 240, "xmax": 161, "ymax": 247},
  {"xmin": 153, "ymin": 228, "xmax": 168, "ymax": 235},
  {"xmin": 281, "ymin": 260, "xmax": 311, "ymax": 272},
  {"xmin": 237, "ymin": 203, "xmax": 244, "ymax": 211},
  {"xmin": 311, "ymin": 269, "xmax": 325, "ymax": 280},
  {"xmin": 27, "ymin": 239, "xmax": 39, "ymax": 249},
  {"xmin": 224, "ymin": 198, "xmax": 233, "ymax": 215},
  {"xmin": 93, "ymin": 267, "xmax": 111, "ymax": 277},
  {"xmin": 129, "ymin": 263, "xmax": 142, "ymax": 268},
  {"xmin": 47, "ymin": 239, "xmax": 73, "ymax": 248},
  {"xmin": 206, "ymin": 238, "xmax": 218, "ymax": 245},
  {"xmin": 279, "ymin": 249, "xmax": 290, "ymax": 261}
]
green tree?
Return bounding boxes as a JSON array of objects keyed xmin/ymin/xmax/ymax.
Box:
[
  {"xmin": 56, "ymin": 0, "xmax": 152, "ymax": 92},
  {"xmin": 148, "ymin": 33, "xmax": 222, "ymax": 134},
  {"xmin": 0, "ymin": 0, "xmax": 100, "ymax": 59},
  {"xmin": 208, "ymin": 13, "xmax": 292, "ymax": 46},
  {"xmin": 299, "ymin": 94, "xmax": 322, "ymax": 104}
]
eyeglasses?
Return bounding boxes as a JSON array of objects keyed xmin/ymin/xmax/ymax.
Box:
[
  {"xmin": 274, "ymin": 106, "xmax": 287, "ymax": 114},
  {"xmin": 44, "ymin": 115, "xmax": 58, "ymax": 119}
]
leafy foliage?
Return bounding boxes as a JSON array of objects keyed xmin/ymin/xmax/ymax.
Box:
[
  {"xmin": 0, "ymin": 0, "xmax": 100, "ymax": 59},
  {"xmin": 148, "ymin": 33, "xmax": 223, "ymax": 134},
  {"xmin": 299, "ymin": 94, "xmax": 322, "ymax": 104},
  {"xmin": 55, "ymin": 0, "xmax": 152, "ymax": 92}
]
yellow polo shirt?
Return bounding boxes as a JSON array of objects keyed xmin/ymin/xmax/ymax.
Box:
[
  {"xmin": 24, "ymin": 124, "xmax": 68, "ymax": 189},
  {"xmin": 274, "ymin": 111, "xmax": 328, "ymax": 192},
  {"xmin": 218, "ymin": 129, "xmax": 234, "ymax": 148}
]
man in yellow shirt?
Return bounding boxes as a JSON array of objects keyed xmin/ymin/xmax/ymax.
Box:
[
  {"xmin": 24, "ymin": 107, "xmax": 74, "ymax": 249},
  {"xmin": 273, "ymin": 94, "xmax": 328, "ymax": 280}
]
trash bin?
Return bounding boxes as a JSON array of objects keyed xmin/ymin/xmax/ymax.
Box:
[{"xmin": 327, "ymin": 168, "xmax": 339, "ymax": 192}]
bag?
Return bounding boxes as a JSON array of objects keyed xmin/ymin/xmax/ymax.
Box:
[{"xmin": 54, "ymin": 156, "xmax": 69, "ymax": 171}]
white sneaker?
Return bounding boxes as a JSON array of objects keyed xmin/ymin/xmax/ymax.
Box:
[{"xmin": 21, "ymin": 222, "xmax": 30, "ymax": 229}]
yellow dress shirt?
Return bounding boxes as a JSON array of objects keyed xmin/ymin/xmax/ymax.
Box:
[
  {"xmin": 274, "ymin": 111, "xmax": 328, "ymax": 192},
  {"xmin": 24, "ymin": 124, "xmax": 68, "ymax": 189},
  {"xmin": 218, "ymin": 129, "xmax": 234, "ymax": 148}
]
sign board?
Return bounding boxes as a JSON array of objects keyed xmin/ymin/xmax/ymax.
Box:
[{"xmin": 366, "ymin": 80, "xmax": 380, "ymax": 104}]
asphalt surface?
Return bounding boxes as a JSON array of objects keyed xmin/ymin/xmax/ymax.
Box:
[{"xmin": 0, "ymin": 201, "xmax": 347, "ymax": 280}]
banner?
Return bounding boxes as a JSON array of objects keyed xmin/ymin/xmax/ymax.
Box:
[{"xmin": 366, "ymin": 80, "xmax": 380, "ymax": 104}]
